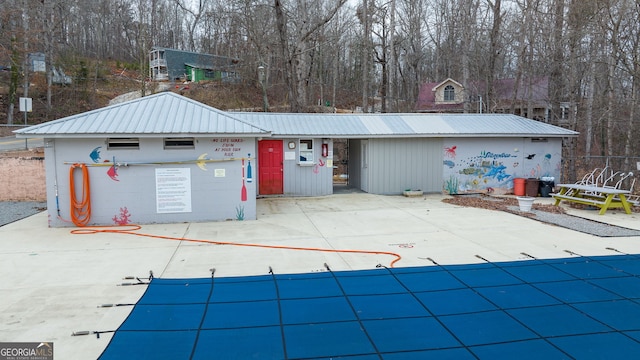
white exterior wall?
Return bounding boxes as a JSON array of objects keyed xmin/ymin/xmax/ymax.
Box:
[
  {"xmin": 45, "ymin": 137, "xmax": 257, "ymax": 227},
  {"xmin": 282, "ymin": 138, "xmax": 333, "ymax": 196},
  {"xmin": 360, "ymin": 138, "xmax": 444, "ymax": 195},
  {"xmin": 442, "ymin": 137, "xmax": 563, "ymax": 194}
]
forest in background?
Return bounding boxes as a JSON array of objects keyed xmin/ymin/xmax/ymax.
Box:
[{"xmin": 1, "ymin": 0, "xmax": 640, "ymax": 174}]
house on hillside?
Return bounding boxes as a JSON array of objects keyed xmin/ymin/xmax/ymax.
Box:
[
  {"xmin": 415, "ymin": 77, "xmax": 569, "ymax": 122},
  {"xmin": 28, "ymin": 52, "xmax": 72, "ymax": 84},
  {"xmin": 15, "ymin": 92, "xmax": 577, "ymax": 227},
  {"xmin": 149, "ymin": 47, "xmax": 239, "ymax": 83}
]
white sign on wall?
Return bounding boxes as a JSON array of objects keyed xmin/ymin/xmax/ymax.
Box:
[
  {"xmin": 155, "ymin": 168, "xmax": 192, "ymax": 213},
  {"xmin": 284, "ymin": 151, "xmax": 296, "ymax": 161}
]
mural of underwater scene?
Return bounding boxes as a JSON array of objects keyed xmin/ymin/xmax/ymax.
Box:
[
  {"xmin": 442, "ymin": 139, "xmax": 563, "ymax": 195},
  {"xmin": 524, "ymin": 151, "xmax": 561, "ymax": 179},
  {"xmin": 442, "ymin": 140, "xmax": 519, "ymax": 195}
]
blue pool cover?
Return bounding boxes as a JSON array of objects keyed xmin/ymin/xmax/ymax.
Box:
[{"xmin": 99, "ymin": 254, "xmax": 640, "ymax": 359}]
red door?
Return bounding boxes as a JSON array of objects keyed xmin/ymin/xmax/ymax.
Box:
[{"xmin": 258, "ymin": 140, "xmax": 283, "ymax": 195}]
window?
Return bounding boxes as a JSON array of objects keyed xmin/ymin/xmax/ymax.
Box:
[
  {"xmin": 561, "ymin": 105, "xmax": 569, "ymax": 120},
  {"xmin": 299, "ymin": 139, "xmax": 314, "ymax": 165},
  {"xmin": 107, "ymin": 138, "xmax": 139, "ymax": 150},
  {"xmin": 204, "ymin": 70, "xmax": 217, "ymax": 79},
  {"xmin": 444, "ymin": 85, "xmax": 455, "ymax": 101},
  {"xmin": 164, "ymin": 137, "xmax": 195, "ymax": 149}
]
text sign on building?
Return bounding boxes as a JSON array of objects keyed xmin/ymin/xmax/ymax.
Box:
[{"xmin": 155, "ymin": 168, "xmax": 192, "ymax": 213}]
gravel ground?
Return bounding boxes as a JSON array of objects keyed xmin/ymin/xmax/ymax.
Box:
[
  {"xmin": 506, "ymin": 206, "xmax": 640, "ymax": 237},
  {"xmin": 0, "ymin": 201, "xmax": 47, "ymax": 227}
]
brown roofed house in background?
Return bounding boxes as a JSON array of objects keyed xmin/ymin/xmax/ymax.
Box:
[{"xmin": 415, "ymin": 77, "xmax": 569, "ymax": 123}]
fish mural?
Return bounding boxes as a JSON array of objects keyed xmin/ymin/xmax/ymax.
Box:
[
  {"xmin": 107, "ymin": 157, "xmax": 119, "ymax": 181},
  {"xmin": 484, "ymin": 164, "xmax": 510, "ymax": 181},
  {"xmin": 89, "ymin": 147, "xmax": 102, "ymax": 163}
]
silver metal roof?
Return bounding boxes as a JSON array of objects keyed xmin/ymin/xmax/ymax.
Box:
[
  {"xmin": 15, "ymin": 92, "xmax": 578, "ymax": 139},
  {"xmin": 230, "ymin": 112, "xmax": 579, "ymax": 138},
  {"xmin": 15, "ymin": 92, "xmax": 270, "ymax": 138}
]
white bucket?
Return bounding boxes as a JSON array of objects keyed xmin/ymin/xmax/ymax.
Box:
[{"xmin": 516, "ymin": 196, "xmax": 535, "ymax": 212}]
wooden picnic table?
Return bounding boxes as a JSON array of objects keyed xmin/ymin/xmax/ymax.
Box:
[{"xmin": 552, "ymin": 183, "xmax": 632, "ymax": 215}]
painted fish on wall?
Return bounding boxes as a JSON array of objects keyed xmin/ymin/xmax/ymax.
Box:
[{"xmin": 90, "ymin": 147, "xmax": 102, "ymax": 163}]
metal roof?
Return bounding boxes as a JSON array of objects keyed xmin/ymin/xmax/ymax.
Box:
[
  {"xmin": 230, "ymin": 112, "xmax": 579, "ymax": 138},
  {"xmin": 15, "ymin": 92, "xmax": 578, "ymax": 139},
  {"xmin": 15, "ymin": 92, "xmax": 270, "ymax": 138}
]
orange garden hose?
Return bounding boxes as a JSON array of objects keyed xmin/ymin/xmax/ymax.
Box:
[
  {"xmin": 65, "ymin": 163, "xmax": 400, "ymax": 267},
  {"xmin": 71, "ymin": 225, "xmax": 403, "ymax": 268},
  {"xmin": 69, "ymin": 163, "xmax": 91, "ymax": 227}
]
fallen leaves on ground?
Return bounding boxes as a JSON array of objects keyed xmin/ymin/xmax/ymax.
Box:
[{"xmin": 442, "ymin": 194, "xmax": 566, "ymax": 218}]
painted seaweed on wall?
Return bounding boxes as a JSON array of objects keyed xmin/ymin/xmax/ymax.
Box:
[
  {"xmin": 444, "ymin": 175, "xmax": 459, "ymax": 194},
  {"xmin": 236, "ymin": 205, "xmax": 245, "ymax": 220},
  {"xmin": 112, "ymin": 207, "xmax": 132, "ymax": 225}
]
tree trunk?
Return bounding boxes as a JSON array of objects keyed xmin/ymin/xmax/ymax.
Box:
[
  {"xmin": 7, "ymin": 32, "xmax": 20, "ymax": 125},
  {"xmin": 361, "ymin": 0, "xmax": 370, "ymax": 112},
  {"xmin": 549, "ymin": 0, "xmax": 565, "ymax": 125},
  {"xmin": 22, "ymin": 0, "xmax": 29, "ymax": 101},
  {"xmin": 388, "ymin": 0, "xmax": 396, "ymax": 112},
  {"xmin": 44, "ymin": 0, "xmax": 53, "ymax": 113},
  {"xmin": 584, "ymin": 53, "xmax": 596, "ymax": 160},
  {"xmin": 625, "ymin": 79, "xmax": 636, "ymax": 168},
  {"xmin": 606, "ymin": 50, "xmax": 615, "ymax": 157},
  {"xmin": 486, "ymin": 0, "xmax": 501, "ymax": 114},
  {"xmin": 460, "ymin": 0, "xmax": 477, "ymax": 113},
  {"xmin": 273, "ymin": 0, "xmax": 297, "ymax": 111}
]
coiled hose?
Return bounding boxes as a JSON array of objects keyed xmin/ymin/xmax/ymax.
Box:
[{"xmin": 70, "ymin": 163, "xmax": 91, "ymax": 226}]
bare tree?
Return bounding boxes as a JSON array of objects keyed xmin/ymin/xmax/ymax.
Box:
[
  {"xmin": 175, "ymin": 0, "xmax": 207, "ymax": 52},
  {"xmin": 485, "ymin": 0, "xmax": 503, "ymax": 114},
  {"xmin": 274, "ymin": 0, "xmax": 347, "ymax": 112},
  {"xmin": 395, "ymin": 0, "xmax": 429, "ymax": 108}
]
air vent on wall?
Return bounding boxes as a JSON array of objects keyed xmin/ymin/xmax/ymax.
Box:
[
  {"xmin": 531, "ymin": 138, "xmax": 548, "ymax": 143},
  {"xmin": 164, "ymin": 137, "xmax": 195, "ymax": 149},
  {"xmin": 107, "ymin": 138, "xmax": 140, "ymax": 150}
]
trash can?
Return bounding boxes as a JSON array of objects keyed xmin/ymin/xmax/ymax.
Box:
[
  {"xmin": 513, "ymin": 178, "xmax": 526, "ymax": 196},
  {"xmin": 539, "ymin": 177, "xmax": 555, "ymax": 197},
  {"xmin": 525, "ymin": 178, "xmax": 540, "ymax": 197}
]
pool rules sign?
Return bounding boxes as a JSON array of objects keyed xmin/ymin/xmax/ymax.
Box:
[{"xmin": 155, "ymin": 168, "xmax": 192, "ymax": 213}]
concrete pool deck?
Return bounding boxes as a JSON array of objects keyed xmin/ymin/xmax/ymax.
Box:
[{"xmin": 1, "ymin": 193, "xmax": 639, "ymax": 359}]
